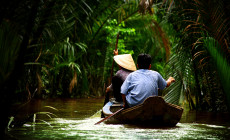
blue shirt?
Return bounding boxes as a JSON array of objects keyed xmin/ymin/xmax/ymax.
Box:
[{"xmin": 121, "ymin": 69, "xmax": 167, "ymax": 107}]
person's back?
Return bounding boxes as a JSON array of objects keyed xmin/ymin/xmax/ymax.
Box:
[
  {"xmin": 121, "ymin": 69, "xmax": 167, "ymax": 107},
  {"xmin": 121, "ymin": 53, "xmax": 175, "ymax": 107},
  {"xmin": 112, "ymin": 68, "xmax": 132, "ymax": 102}
]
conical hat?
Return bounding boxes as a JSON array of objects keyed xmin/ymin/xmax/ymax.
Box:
[{"xmin": 114, "ymin": 54, "xmax": 136, "ymax": 71}]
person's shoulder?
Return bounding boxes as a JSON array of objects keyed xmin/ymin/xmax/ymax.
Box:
[
  {"xmin": 148, "ymin": 70, "xmax": 162, "ymax": 76},
  {"xmin": 115, "ymin": 69, "xmax": 125, "ymax": 75},
  {"xmin": 132, "ymin": 69, "xmax": 143, "ymax": 74},
  {"xmin": 126, "ymin": 70, "xmax": 139, "ymax": 77},
  {"xmin": 149, "ymin": 70, "xmax": 158, "ymax": 74}
]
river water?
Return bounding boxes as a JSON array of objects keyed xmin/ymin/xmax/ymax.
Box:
[{"xmin": 7, "ymin": 98, "xmax": 230, "ymax": 139}]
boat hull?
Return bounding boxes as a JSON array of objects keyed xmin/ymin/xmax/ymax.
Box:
[{"xmin": 103, "ymin": 96, "xmax": 183, "ymax": 126}]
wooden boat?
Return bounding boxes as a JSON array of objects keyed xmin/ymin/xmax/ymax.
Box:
[{"xmin": 102, "ymin": 96, "xmax": 183, "ymax": 126}]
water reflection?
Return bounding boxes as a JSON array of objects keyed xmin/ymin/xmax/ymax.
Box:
[{"xmin": 8, "ymin": 98, "xmax": 230, "ymax": 139}]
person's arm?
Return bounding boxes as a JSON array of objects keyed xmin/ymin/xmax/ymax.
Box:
[
  {"xmin": 103, "ymin": 84, "xmax": 113, "ymax": 106},
  {"xmin": 106, "ymin": 84, "xmax": 113, "ymax": 93},
  {"xmin": 166, "ymin": 77, "xmax": 175, "ymax": 87},
  {"xmin": 121, "ymin": 94, "xmax": 126, "ymax": 108}
]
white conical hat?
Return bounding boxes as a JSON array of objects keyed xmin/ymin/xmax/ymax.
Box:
[{"xmin": 114, "ymin": 54, "xmax": 136, "ymax": 71}]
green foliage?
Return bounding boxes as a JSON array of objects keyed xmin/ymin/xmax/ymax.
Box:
[
  {"xmin": 0, "ymin": 21, "xmax": 21, "ymax": 86},
  {"xmin": 203, "ymin": 37, "xmax": 230, "ymax": 110},
  {"xmin": 102, "ymin": 19, "xmax": 136, "ymax": 83},
  {"xmin": 1, "ymin": 0, "xmax": 229, "ymax": 113},
  {"xmin": 105, "ymin": 19, "xmax": 135, "ymax": 54},
  {"xmin": 160, "ymin": 0, "xmax": 230, "ymax": 111},
  {"xmin": 163, "ymin": 42, "xmax": 196, "ymax": 107},
  {"xmin": 39, "ymin": 37, "xmax": 87, "ymax": 97}
]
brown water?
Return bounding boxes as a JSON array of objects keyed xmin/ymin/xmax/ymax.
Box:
[{"xmin": 7, "ymin": 98, "xmax": 230, "ymax": 139}]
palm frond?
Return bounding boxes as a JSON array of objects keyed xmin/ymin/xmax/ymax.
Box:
[
  {"xmin": 0, "ymin": 21, "xmax": 21, "ymax": 85},
  {"xmin": 163, "ymin": 43, "xmax": 195, "ymax": 106},
  {"xmin": 203, "ymin": 37, "xmax": 230, "ymax": 109},
  {"xmin": 163, "ymin": 0, "xmax": 230, "ymax": 110}
]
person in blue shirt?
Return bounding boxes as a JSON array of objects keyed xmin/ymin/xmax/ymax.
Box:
[{"xmin": 121, "ymin": 53, "xmax": 175, "ymax": 108}]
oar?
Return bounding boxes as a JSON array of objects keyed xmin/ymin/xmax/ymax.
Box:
[
  {"xmin": 109, "ymin": 33, "xmax": 120, "ymax": 84},
  {"xmin": 102, "ymin": 33, "xmax": 120, "ymax": 107},
  {"xmin": 95, "ymin": 108, "xmax": 124, "ymax": 125}
]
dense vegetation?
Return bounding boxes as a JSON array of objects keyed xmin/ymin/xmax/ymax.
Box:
[{"xmin": 0, "ymin": 0, "xmax": 230, "ymax": 136}]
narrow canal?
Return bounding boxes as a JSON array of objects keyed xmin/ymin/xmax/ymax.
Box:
[{"xmin": 7, "ymin": 98, "xmax": 230, "ymax": 139}]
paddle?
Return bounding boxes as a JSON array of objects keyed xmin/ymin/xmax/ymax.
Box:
[
  {"xmin": 102, "ymin": 33, "xmax": 120, "ymax": 107},
  {"xmin": 95, "ymin": 108, "xmax": 124, "ymax": 125}
]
